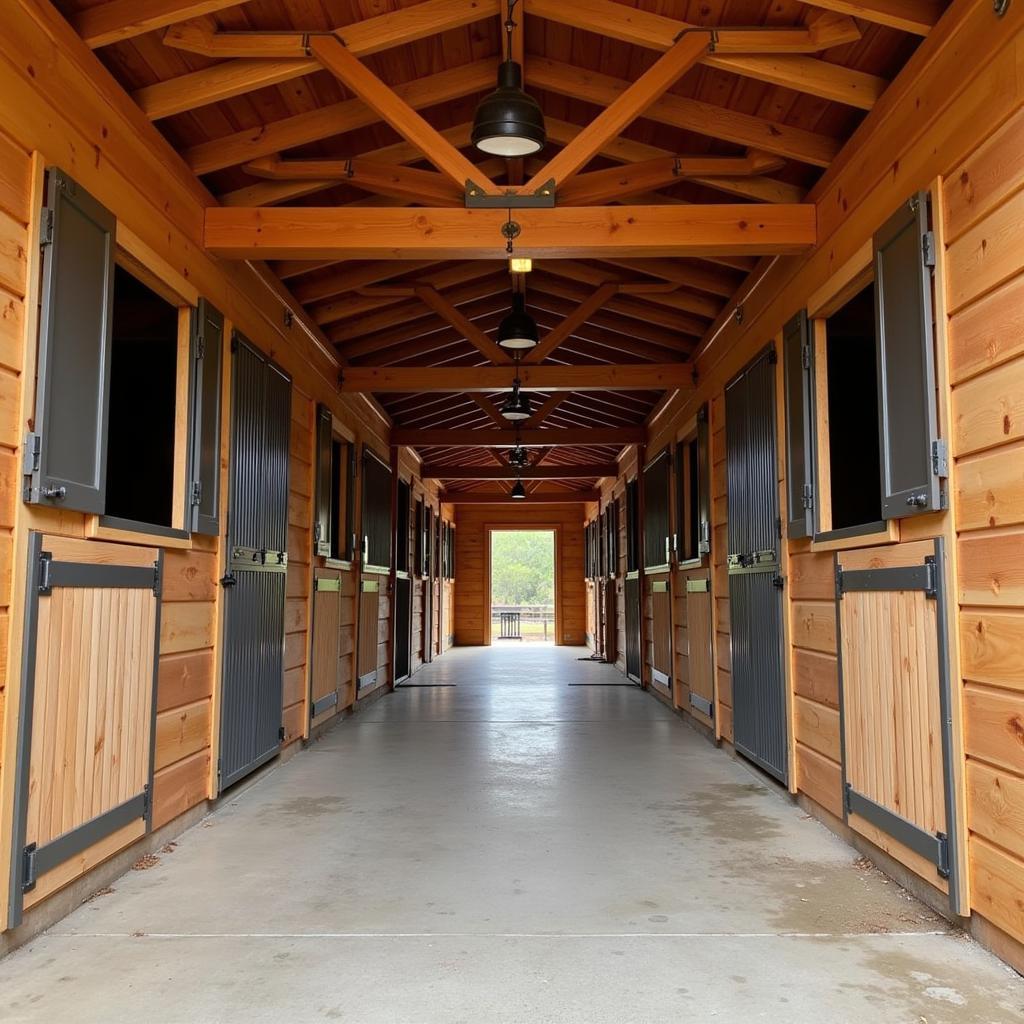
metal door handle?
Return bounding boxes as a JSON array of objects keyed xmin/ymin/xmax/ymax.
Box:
[
  {"xmin": 41, "ymin": 484, "xmax": 66, "ymax": 500},
  {"xmin": 906, "ymin": 493, "xmax": 928, "ymax": 507},
  {"xmin": 219, "ymin": 573, "xmax": 237, "ymax": 587}
]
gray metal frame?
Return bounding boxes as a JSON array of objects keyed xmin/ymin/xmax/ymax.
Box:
[
  {"xmin": 8, "ymin": 532, "xmax": 162, "ymax": 927},
  {"xmin": 834, "ymin": 537, "xmax": 962, "ymax": 911}
]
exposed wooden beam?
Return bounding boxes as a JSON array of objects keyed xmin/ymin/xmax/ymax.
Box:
[
  {"xmin": 393, "ymin": 427, "xmax": 644, "ymax": 446},
  {"xmin": 801, "ymin": 0, "xmax": 941, "ymax": 36},
  {"xmin": 526, "ymin": 0, "xmax": 883, "ymax": 110},
  {"xmin": 530, "ymin": 60, "xmax": 841, "ymax": 168},
  {"xmin": 414, "ymin": 285, "xmax": 514, "ymax": 364},
  {"xmin": 291, "ymin": 260, "xmax": 441, "ymax": 305},
  {"xmin": 524, "ymin": 283, "xmax": 619, "ymax": 364},
  {"xmin": 599, "ymin": 258, "xmax": 739, "ymax": 298},
  {"xmin": 309, "ymin": 36, "xmax": 497, "ymax": 193},
  {"xmin": 137, "ymin": 0, "xmax": 499, "ymax": 119},
  {"xmin": 186, "ymin": 61, "xmax": 492, "ymax": 173},
  {"xmin": 523, "ymin": 33, "xmax": 711, "ymax": 194},
  {"xmin": 244, "ymin": 156, "xmax": 464, "ymax": 206},
  {"xmin": 422, "ymin": 463, "xmax": 617, "ymax": 479},
  {"xmin": 524, "ymin": 393, "xmax": 568, "ymax": 427},
  {"xmin": 75, "ymin": 0, "xmax": 244, "ymax": 48},
  {"xmin": 440, "ymin": 489, "xmax": 601, "ymax": 503},
  {"xmin": 340, "ymin": 364, "xmax": 692, "ymax": 393},
  {"xmin": 205, "ymin": 204, "xmax": 817, "ymax": 260},
  {"xmin": 469, "ymin": 394, "xmax": 510, "ymax": 428}
]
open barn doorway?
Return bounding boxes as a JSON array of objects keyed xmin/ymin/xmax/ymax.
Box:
[{"xmin": 489, "ymin": 529, "xmax": 556, "ymax": 644}]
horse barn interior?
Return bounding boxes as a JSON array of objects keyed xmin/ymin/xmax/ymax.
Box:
[{"xmin": 2, "ymin": 0, "xmax": 1024, "ymax": 1019}]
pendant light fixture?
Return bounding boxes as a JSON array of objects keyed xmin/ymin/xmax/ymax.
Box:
[
  {"xmin": 497, "ymin": 292, "xmax": 539, "ymax": 351},
  {"xmin": 472, "ymin": 0, "xmax": 545, "ymax": 157},
  {"xmin": 511, "ymin": 478, "xmax": 527, "ymax": 500},
  {"xmin": 501, "ymin": 378, "xmax": 532, "ymax": 421}
]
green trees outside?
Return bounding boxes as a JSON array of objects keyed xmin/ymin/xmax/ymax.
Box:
[{"xmin": 490, "ymin": 530, "xmax": 554, "ymax": 607}]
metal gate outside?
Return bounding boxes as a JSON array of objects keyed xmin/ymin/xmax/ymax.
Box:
[
  {"xmin": 218, "ymin": 335, "xmax": 291, "ymax": 790},
  {"xmin": 726, "ymin": 346, "xmax": 788, "ymax": 783}
]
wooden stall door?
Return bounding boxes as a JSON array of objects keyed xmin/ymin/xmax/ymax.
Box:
[
  {"xmin": 648, "ymin": 576, "xmax": 672, "ymax": 690},
  {"xmin": 8, "ymin": 535, "xmax": 161, "ymax": 926},
  {"xmin": 356, "ymin": 578, "xmax": 381, "ymax": 691},
  {"xmin": 682, "ymin": 572, "xmax": 714, "ymax": 725},
  {"xmin": 309, "ymin": 569, "xmax": 342, "ymax": 720},
  {"xmin": 836, "ymin": 539, "xmax": 963, "ymax": 909}
]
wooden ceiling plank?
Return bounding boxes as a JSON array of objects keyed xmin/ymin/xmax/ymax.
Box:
[
  {"xmin": 340, "ymin": 363, "xmax": 692, "ymax": 393},
  {"xmin": 800, "ymin": 0, "xmax": 941, "ymax": 36},
  {"xmin": 205, "ymin": 203, "xmax": 817, "ymax": 260},
  {"xmin": 526, "ymin": 0, "xmax": 883, "ymax": 109},
  {"xmin": 524, "ymin": 282, "xmax": 619, "ymax": 364},
  {"xmin": 309, "ymin": 36, "xmax": 497, "ymax": 193},
  {"xmin": 76, "ymin": 0, "xmax": 245, "ymax": 48},
  {"xmin": 531, "ymin": 60, "xmax": 841, "ymax": 168},
  {"xmin": 415, "ymin": 285, "xmax": 514, "ymax": 364},
  {"xmin": 393, "ymin": 427, "xmax": 643, "ymax": 446},
  {"xmin": 523, "ymin": 32, "xmax": 711, "ymax": 194},
  {"xmin": 186, "ymin": 61, "xmax": 492, "ymax": 174},
  {"xmin": 422, "ymin": 463, "xmax": 617, "ymax": 479},
  {"xmin": 137, "ymin": 0, "xmax": 499, "ymax": 119}
]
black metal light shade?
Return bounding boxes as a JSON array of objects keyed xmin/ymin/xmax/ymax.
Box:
[
  {"xmin": 501, "ymin": 385, "xmax": 532, "ymax": 421},
  {"xmin": 497, "ymin": 293, "xmax": 539, "ymax": 350},
  {"xmin": 508, "ymin": 444, "xmax": 529, "ymax": 468},
  {"xmin": 511, "ymin": 479, "xmax": 527, "ymax": 500},
  {"xmin": 472, "ymin": 61, "xmax": 546, "ymax": 157}
]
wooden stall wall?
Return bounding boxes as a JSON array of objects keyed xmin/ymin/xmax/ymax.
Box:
[
  {"xmin": 0, "ymin": 4, "xmax": 394, "ymax": 930},
  {"xmin": 944, "ymin": 104, "xmax": 1024, "ymax": 955},
  {"xmin": 0, "ymin": 130, "xmax": 30, "ymax": 814},
  {"xmin": 453, "ymin": 504, "xmax": 584, "ymax": 647},
  {"xmin": 709, "ymin": 393, "xmax": 733, "ymax": 743}
]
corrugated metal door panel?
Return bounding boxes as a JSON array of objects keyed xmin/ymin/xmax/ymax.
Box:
[
  {"xmin": 394, "ymin": 576, "xmax": 412, "ymax": 682},
  {"xmin": 783, "ymin": 310, "xmax": 814, "ymax": 539},
  {"xmin": 219, "ymin": 337, "xmax": 291, "ymax": 790},
  {"xmin": 726, "ymin": 346, "xmax": 789, "ymax": 784},
  {"xmin": 190, "ymin": 299, "xmax": 224, "ymax": 536},
  {"xmin": 624, "ymin": 576, "xmax": 642, "ymax": 681}
]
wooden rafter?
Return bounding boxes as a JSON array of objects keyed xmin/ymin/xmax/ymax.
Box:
[
  {"xmin": 529, "ymin": 60, "xmax": 841, "ymax": 168},
  {"xmin": 339, "ymin": 364, "xmax": 692, "ymax": 393},
  {"xmin": 801, "ymin": 0, "xmax": 941, "ymax": 35},
  {"xmin": 527, "ymin": 0, "xmax": 884, "ymax": 110},
  {"xmin": 522, "ymin": 32, "xmax": 711, "ymax": 194},
  {"xmin": 309, "ymin": 36, "xmax": 497, "ymax": 193},
  {"xmin": 523, "ymin": 283, "xmax": 619, "ymax": 364},
  {"xmin": 414, "ymin": 285, "xmax": 514, "ymax": 364},
  {"xmin": 524, "ymin": 394, "xmax": 568, "ymax": 427},
  {"xmin": 422, "ymin": 463, "xmax": 617, "ymax": 479},
  {"xmin": 244, "ymin": 156, "xmax": 464, "ymax": 206},
  {"xmin": 205, "ymin": 204, "xmax": 817, "ymax": 260},
  {"xmin": 136, "ymin": 0, "xmax": 499, "ymax": 119},
  {"xmin": 186, "ymin": 62, "xmax": 493, "ymax": 174},
  {"xmin": 440, "ymin": 490, "xmax": 601, "ymax": 503},
  {"xmin": 75, "ymin": 0, "xmax": 245, "ymax": 48},
  {"xmin": 392, "ymin": 427, "xmax": 644, "ymax": 446}
]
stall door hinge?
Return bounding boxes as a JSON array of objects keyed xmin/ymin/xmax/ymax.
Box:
[
  {"xmin": 21, "ymin": 843, "xmax": 37, "ymax": 892},
  {"xmin": 936, "ymin": 832, "xmax": 950, "ymax": 879},
  {"xmin": 142, "ymin": 784, "xmax": 152, "ymax": 818},
  {"xmin": 40, "ymin": 209, "xmax": 54, "ymax": 247},
  {"xmin": 835, "ymin": 563, "xmax": 845, "ymax": 601},
  {"xmin": 802, "ymin": 483, "xmax": 813, "ymax": 510},
  {"xmin": 931, "ymin": 438, "xmax": 949, "ymax": 478},
  {"xmin": 922, "ymin": 230, "xmax": 936, "ymax": 268},
  {"xmin": 191, "ymin": 480, "xmax": 202, "ymax": 507},
  {"xmin": 37, "ymin": 551, "xmax": 53, "ymax": 596},
  {"xmin": 22, "ymin": 431, "xmax": 41, "ymax": 476},
  {"xmin": 801, "ymin": 343, "xmax": 811, "ymax": 370},
  {"xmin": 194, "ymin": 334, "xmax": 205, "ymax": 361},
  {"xmin": 152, "ymin": 559, "xmax": 162, "ymax": 597},
  {"xmin": 278, "ymin": 725, "xmax": 286, "ymax": 742}
]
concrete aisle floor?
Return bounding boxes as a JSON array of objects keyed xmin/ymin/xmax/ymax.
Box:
[{"xmin": 1, "ymin": 646, "xmax": 1022, "ymax": 1023}]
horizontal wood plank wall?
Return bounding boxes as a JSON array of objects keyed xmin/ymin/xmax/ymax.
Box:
[
  {"xmin": 283, "ymin": 390, "xmax": 313, "ymax": 746},
  {"xmin": 0, "ymin": 129, "xmax": 29, "ymax": 804},
  {"xmin": 945, "ymin": 105, "xmax": 1024, "ymax": 950},
  {"xmin": 0, "ymin": 3, "xmax": 397, "ymax": 926},
  {"xmin": 453, "ymin": 504, "xmax": 584, "ymax": 647}
]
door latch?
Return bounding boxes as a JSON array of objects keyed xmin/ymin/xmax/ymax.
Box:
[{"xmin": 219, "ymin": 572, "xmax": 237, "ymax": 587}]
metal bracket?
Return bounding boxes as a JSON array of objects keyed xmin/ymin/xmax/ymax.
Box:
[
  {"xmin": 191, "ymin": 480, "xmax": 202, "ymax": 507},
  {"xmin": 464, "ymin": 180, "xmax": 557, "ymax": 208},
  {"xmin": 21, "ymin": 843, "xmax": 37, "ymax": 893},
  {"xmin": 37, "ymin": 551, "xmax": 53, "ymax": 596},
  {"xmin": 802, "ymin": 482, "xmax": 813, "ymax": 510},
  {"xmin": 41, "ymin": 208, "xmax": 54, "ymax": 247},
  {"xmin": 22, "ymin": 431, "xmax": 41, "ymax": 476},
  {"xmin": 152, "ymin": 559, "xmax": 162, "ymax": 598},
  {"xmin": 994, "ymin": 0, "xmax": 1011, "ymax": 18},
  {"xmin": 931, "ymin": 438, "xmax": 949, "ymax": 478},
  {"xmin": 922, "ymin": 229, "xmax": 936, "ymax": 268}
]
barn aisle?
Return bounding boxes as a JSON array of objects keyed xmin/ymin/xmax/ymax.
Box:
[{"xmin": 0, "ymin": 646, "xmax": 1019, "ymax": 1023}]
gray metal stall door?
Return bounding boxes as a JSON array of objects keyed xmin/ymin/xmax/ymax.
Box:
[
  {"xmin": 219, "ymin": 337, "xmax": 291, "ymax": 790},
  {"xmin": 624, "ymin": 575, "xmax": 642, "ymax": 682},
  {"xmin": 726, "ymin": 348, "xmax": 788, "ymax": 783}
]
